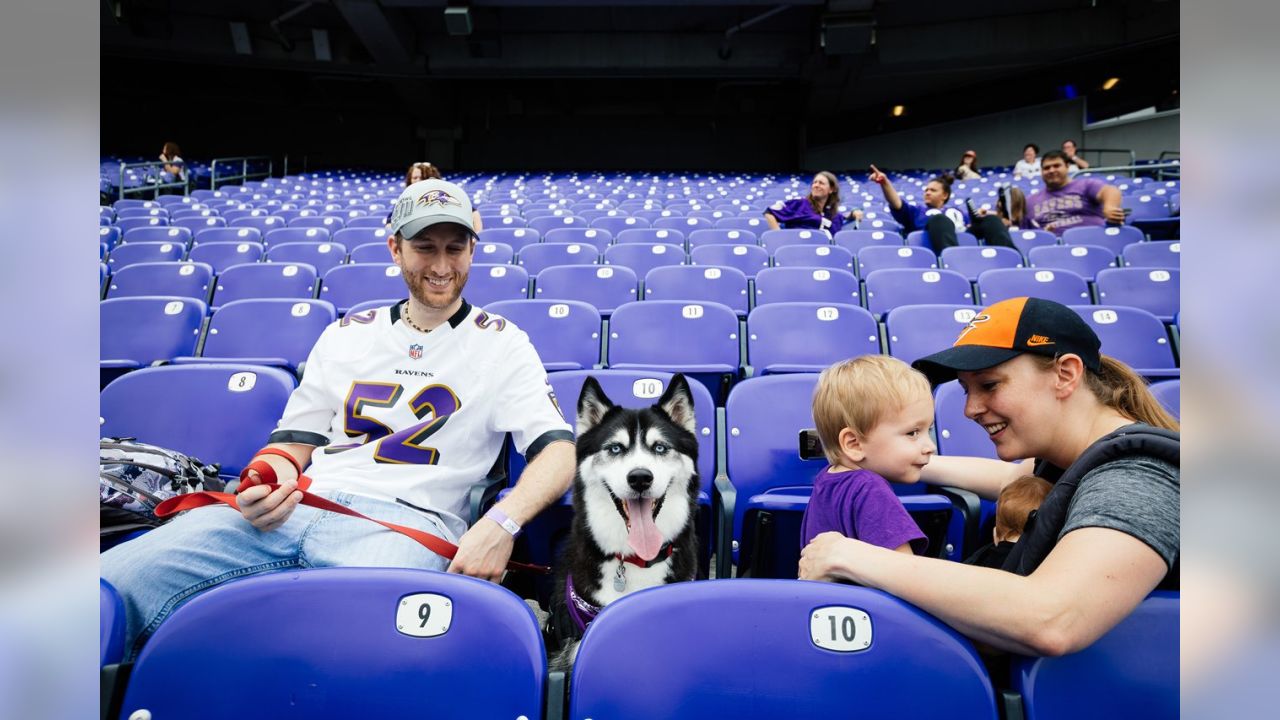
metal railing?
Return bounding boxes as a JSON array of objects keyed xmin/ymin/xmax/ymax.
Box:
[
  {"xmin": 117, "ymin": 160, "xmax": 189, "ymax": 201},
  {"xmin": 1078, "ymin": 160, "xmax": 1180, "ymax": 182},
  {"xmin": 1078, "ymin": 148, "xmax": 1138, "ymax": 177},
  {"xmin": 210, "ymin": 155, "xmax": 274, "ymax": 190}
]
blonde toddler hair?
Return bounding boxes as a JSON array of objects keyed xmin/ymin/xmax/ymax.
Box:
[{"xmin": 812, "ymin": 355, "xmax": 932, "ymax": 466}]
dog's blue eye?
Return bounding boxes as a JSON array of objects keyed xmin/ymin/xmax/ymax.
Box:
[
  {"xmin": 606, "ymin": 443, "xmax": 624, "ymax": 455},
  {"xmin": 653, "ymin": 442, "xmax": 669, "ymax": 455}
]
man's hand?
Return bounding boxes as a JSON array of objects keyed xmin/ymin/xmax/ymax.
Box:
[
  {"xmin": 447, "ymin": 517, "xmax": 516, "ymax": 582},
  {"xmin": 237, "ymin": 471, "xmax": 303, "ymax": 532},
  {"xmin": 869, "ymin": 164, "xmax": 888, "ymax": 186},
  {"xmin": 1103, "ymin": 205, "xmax": 1126, "ymax": 223}
]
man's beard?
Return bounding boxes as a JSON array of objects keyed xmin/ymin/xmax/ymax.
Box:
[{"xmin": 404, "ymin": 270, "xmax": 468, "ymax": 310}]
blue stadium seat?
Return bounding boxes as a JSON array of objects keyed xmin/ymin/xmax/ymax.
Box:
[
  {"xmin": 464, "ymin": 263, "xmax": 531, "ymax": 307},
  {"xmin": 264, "ymin": 226, "xmax": 331, "ymax": 247},
  {"xmin": 100, "ymin": 579, "xmax": 126, "ymax": 667},
  {"xmin": 528, "ymin": 215, "xmax": 588, "ymax": 236},
  {"xmin": 349, "ymin": 242, "xmax": 393, "ymax": 264},
  {"xmin": 122, "ymin": 226, "xmax": 192, "ymax": 246},
  {"xmin": 976, "ymin": 267, "xmax": 1092, "ymax": 306},
  {"xmin": 544, "ymin": 227, "xmax": 613, "ymax": 252},
  {"xmin": 534, "ymin": 264, "xmax": 636, "ymax": 315},
  {"xmin": 747, "ymin": 302, "xmax": 879, "ymax": 374},
  {"xmin": 106, "ymin": 241, "xmax": 186, "ymax": 271},
  {"xmin": 518, "ymin": 242, "xmax": 599, "ymax": 275},
  {"xmin": 115, "ymin": 216, "xmax": 169, "ymax": 235},
  {"xmin": 771, "ymin": 244, "xmax": 855, "ymax": 272},
  {"xmin": 193, "ymin": 226, "xmax": 262, "ymax": 246},
  {"xmin": 1094, "ymin": 268, "xmax": 1180, "ymax": 321},
  {"xmin": 212, "ymin": 262, "xmax": 318, "ymax": 308},
  {"xmin": 106, "ymin": 261, "xmax": 214, "ymax": 302},
  {"xmin": 1122, "ymin": 240, "xmax": 1180, "ymax": 269},
  {"xmin": 1010, "ymin": 228, "xmax": 1057, "ymax": 257},
  {"xmin": 100, "ymin": 363, "xmax": 296, "ymax": 477},
  {"xmin": 753, "ymin": 267, "xmax": 860, "ymax": 306},
  {"xmin": 118, "ymin": 568, "xmax": 546, "ymax": 720},
  {"xmin": 173, "ymin": 216, "xmax": 228, "ymax": 235},
  {"xmin": 643, "ymin": 265, "xmax": 750, "ymax": 315},
  {"xmin": 1011, "ymin": 591, "xmax": 1178, "ymax": 720},
  {"xmin": 100, "ymin": 225, "xmax": 122, "ymax": 250},
  {"xmin": 654, "ymin": 215, "xmax": 713, "ymax": 232},
  {"xmin": 689, "ymin": 243, "xmax": 771, "ymax": 279},
  {"xmin": 319, "ymin": 263, "xmax": 408, "ymax": 314},
  {"xmin": 479, "ymin": 227, "xmax": 541, "ymax": 252},
  {"xmin": 590, "ymin": 215, "xmax": 650, "ymax": 236},
  {"xmin": 474, "ymin": 241, "xmax": 515, "ymax": 264},
  {"xmin": 571, "ymin": 580, "xmax": 997, "ymax": 720},
  {"xmin": 229, "ymin": 215, "xmax": 287, "ymax": 234},
  {"xmin": 688, "ymin": 228, "xmax": 759, "ymax": 248},
  {"xmin": 1149, "ymin": 379, "xmax": 1180, "ymax": 420},
  {"xmin": 1027, "ymin": 244, "xmax": 1117, "ymax": 281},
  {"xmin": 186, "ymin": 241, "xmax": 264, "ymax": 273},
  {"xmin": 100, "ymin": 296, "xmax": 207, "ymax": 370},
  {"xmin": 177, "ymin": 298, "xmax": 336, "ymax": 373},
  {"xmin": 1072, "ymin": 305, "xmax": 1178, "ymax": 378},
  {"xmin": 885, "ymin": 304, "xmax": 982, "ymax": 365},
  {"xmin": 608, "ymin": 300, "xmax": 740, "ymax": 375},
  {"xmin": 714, "ymin": 216, "xmax": 767, "ymax": 232},
  {"xmin": 615, "ymin": 227, "xmax": 686, "ymax": 247},
  {"xmin": 1061, "ymin": 225, "xmax": 1144, "ymax": 256},
  {"xmin": 485, "ymin": 299, "xmax": 601, "ymax": 371},
  {"xmin": 934, "ymin": 380, "xmax": 998, "ymax": 459},
  {"xmin": 331, "ymin": 227, "xmax": 390, "ymax": 251},
  {"xmin": 906, "ymin": 229, "xmax": 979, "ymax": 249},
  {"xmin": 602, "ymin": 242, "xmax": 686, "ymax": 278},
  {"xmin": 759, "ymin": 228, "xmax": 830, "ymax": 253},
  {"xmin": 834, "ymin": 229, "xmax": 902, "ymax": 256},
  {"xmin": 864, "ymin": 268, "xmax": 974, "ymax": 318},
  {"xmin": 345, "ymin": 215, "xmax": 390, "ymax": 229},
  {"xmin": 940, "ymin": 245, "xmax": 1023, "ymax": 281},
  {"xmin": 288, "ymin": 215, "xmax": 345, "ymax": 230},
  {"xmin": 265, "ymin": 241, "xmax": 348, "ymax": 277},
  {"xmin": 857, "ymin": 245, "xmax": 938, "ymax": 276}
]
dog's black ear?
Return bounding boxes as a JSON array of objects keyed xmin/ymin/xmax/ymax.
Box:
[
  {"xmin": 656, "ymin": 374, "xmax": 697, "ymax": 436},
  {"xmin": 577, "ymin": 376, "xmax": 614, "ymax": 435}
]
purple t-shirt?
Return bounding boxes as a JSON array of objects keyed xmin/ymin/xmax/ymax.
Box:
[
  {"xmin": 1028, "ymin": 177, "xmax": 1108, "ymax": 236},
  {"xmin": 800, "ymin": 467, "xmax": 927, "ymax": 553},
  {"xmin": 765, "ymin": 197, "xmax": 845, "ymax": 234}
]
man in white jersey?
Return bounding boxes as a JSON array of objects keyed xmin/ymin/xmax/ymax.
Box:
[{"xmin": 102, "ymin": 178, "xmax": 576, "ymax": 659}]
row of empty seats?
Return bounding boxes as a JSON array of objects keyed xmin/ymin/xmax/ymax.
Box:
[{"xmin": 101, "ymin": 570, "xmax": 1178, "ymax": 720}]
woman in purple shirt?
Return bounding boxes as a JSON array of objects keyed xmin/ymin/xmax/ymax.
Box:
[{"xmin": 763, "ymin": 171, "xmax": 862, "ymax": 236}]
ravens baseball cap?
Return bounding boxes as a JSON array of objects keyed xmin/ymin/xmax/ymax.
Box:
[
  {"xmin": 912, "ymin": 296, "xmax": 1101, "ymax": 386},
  {"xmin": 389, "ymin": 178, "xmax": 476, "ymax": 240}
]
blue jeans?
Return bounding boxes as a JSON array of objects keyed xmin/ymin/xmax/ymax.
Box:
[{"xmin": 100, "ymin": 491, "xmax": 455, "ymax": 660}]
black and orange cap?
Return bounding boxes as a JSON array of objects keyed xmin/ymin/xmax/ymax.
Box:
[{"xmin": 912, "ymin": 297, "xmax": 1101, "ymax": 386}]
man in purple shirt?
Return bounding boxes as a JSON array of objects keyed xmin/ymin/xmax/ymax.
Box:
[{"xmin": 1028, "ymin": 150, "xmax": 1125, "ymax": 235}]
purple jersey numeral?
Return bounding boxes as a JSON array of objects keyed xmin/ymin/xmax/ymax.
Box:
[
  {"xmin": 372, "ymin": 385, "xmax": 461, "ymax": 465},
  {"xmin": 344, "ymin": 382, "xmax": 401, "ymax": 441}
]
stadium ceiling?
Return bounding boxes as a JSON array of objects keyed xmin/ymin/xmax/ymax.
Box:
[{"xmin": 102, "ymin": 0, "xmax": 1178, "ymax": 133}]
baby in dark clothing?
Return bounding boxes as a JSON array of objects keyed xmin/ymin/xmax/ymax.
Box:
[
  {"xmin": 800, "ymin": 355, "xmax": 934, "ymax": 555},
  {"xmin": 964, "ymin": 475, "xmax": 1052, "ymax": 568}
]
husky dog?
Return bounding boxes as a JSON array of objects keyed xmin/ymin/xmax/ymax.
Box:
[{"xmin": 545, "ymin": 374, "xmax": 700, "ymax": 671}]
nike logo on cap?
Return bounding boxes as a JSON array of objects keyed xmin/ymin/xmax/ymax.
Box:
[{"xmin": 1026, "ymin": 335, "xmax": 1054, "ymax": 347}]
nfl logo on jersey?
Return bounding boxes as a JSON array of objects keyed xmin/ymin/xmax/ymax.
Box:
[{"xmin": 408, "ymin": 344, "xmax": 423, "ymax": 360}]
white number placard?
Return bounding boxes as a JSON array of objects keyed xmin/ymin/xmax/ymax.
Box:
[
  {"xmin": 396, "ymin": 593, "xmax": 453, "ymax": 638},
  {"xmin": 1071, "ymin": 247, "xmax": 1089, "ymax": 257},
  {"xmin": 981, "ymin": 248, "xmax": 997, "ymax": 258},
  {"xmin": 922, "ymin": 271, "xmax": 941, "ymax": 283},
  {"xmin": 548, "ymin": 303, "xmax": 571, "ymax": 318},
  {"xmin": 703, "ymin": 268, "xmax": 722, "ymax": 280},
  {"xmin": 1092, "ymin": 309, "xmax": 1118, "ymax": 324},
  {"xmin": 816, "ymin": 306, "xmax": 840, "ymax": 321},
  {"xmin": 812, "ymin": 270, "xmax": 831, "ymax": 281},
  {"xmin": 163, "ymin": 301, "xmax": 185, "ymax": 315},
  {"xmin": 632, "ymin": 378, "xmax": 664, "ymax": 399},
  {"xmin": 1034, "ymin": 270, "xmax": 1055, "ymax": 282},
  {"xmin": 810, "ymin": 606, "xmax": 873, "ymax": 652},
  {"xmin": 897, "ymin": 248, "xmax": 912, "ymax": 257},
  {"xmin": 1149, "ymin": 270, "xmax": 1171, "ymax": 282},
  {"xmin": 953, "ymin": 308, "xmax": 976, "ymax": 323},
  {"xmin": 283, "ymin": 265, "xmax": 299, "ymax": 277},
  {"xmin": 227, "ymin": 372, "xmax": 257, "ymax": 392},
  {"xmin": 682, "ymin": 304, "xmax": 705, "ymax": 319},
  {"xmin": 652, "ymin": 245, "xmax": 667, "ymax": 255},
  {"xmin": 291, "ymin": 302, "xmax": 312, "ymax": 317}
]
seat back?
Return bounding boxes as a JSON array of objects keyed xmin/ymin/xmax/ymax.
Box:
[
  {"xmin": 615, "ymin": 227, "xmax": 686, "ymax": 247},
  {"xmin": 265, "ymin": 241, "xmax": 348, "ymax": 276},
  {"xmin": 687, "ymin": 228, "xmax": 758, "ymax": 248},
  {"xmin": 106, "ymin": 261, "xmax": 214, "ymax": 302},
  {"xmin": 213, "ymin": 262, "xmax": 318, "ymax": 308},
  {"xmin": 1061, "ymin": 225, "xmax": 1144, "ymax": 255},
  {"xmin": 1010, "ymin": 228, "xmax": 1058, "ymax": 257},
  {"xmin": 201, "ymin": 299, "xmax": 336, "ymax": 368},
  {"xmin": 100, "ymin": 364, "xmax": 296, "ymax": 476},
  {"xmin": 771, "ymin": 244, "xmax": 855, "ymax": 272},
  {"xmin": 833, "ymin": 229, "xmax": 902, "ymax": 256},
  {"xmin": 748, "ymin": 302, "xmax": 878, "ymax": 374},
  {"xmin": 101, "ymin": 296, "xmax": 206, "ymax": 366},
  {"xmin": 187, "ymin": 241, "xmax": 264, "ymax": 273},
  {"xmin": 534, "ymin": 264, "xmax": 637, "ymax": 314},
  {"xmin": 864, "ymin": 268, "xmax": 974, "ymax": 317},
  {"xmin": 689, "ymin": 243, "xmax": 771, "ymax": 279},
  {"xmin": 608, "ymin": 300, "xmax": 740, "ymax": 373},
  {"xmin": 759, "ymin": 228, "xmax": 829, "ymax": 253},
  {"xmin": 885, "ymin": 304, "xmax": 982, "ymax": 365},
  {"xmin": 479, "ymin": 227, "xmax": 541, "ymax": 252},
  {"xmin": 319, "ymin": 263, "xmax": 406, "ymax": 314},
  {"xmin": 753, "ymin": 267, "xmax": 860, "ymax": 307},
  {"xmin": 642, "ymin": 265, "xmax": 750, "ymax": 315},
  {"xmin": 571, "ymin": 580, "xmax": 997, "ymax": 720},
  {"xmin": 100, "ymin": 579, "xmax": 126, "ymax": 667},
  {"xmin": 857, "ymin": 245, "xmax": 938, "ymax": 276},
  {"xmin": 1094, "ymin": 267, "xmax": 1180, "ymax": 320},
  {"xmin": 518, "ymin": 242, "xmax": 599, "ymax": 275},
  {"xmin": 1027, "ymin": 244, "xmax": 1117, "ymax": 281},
  {"xmin": 1121, "ymin": 240, "xmax": 1180, "ymax": 269},
  {"xmin": 120, "ymin": 568, "xmax": 546, "ymax": 720},
  {"xmin": 976, "ymin": 267, "xmax": 1091, "ymax": 306},
  {"xmin": 1014, "ymin": 591, "xmax": 1179, "ymax": 720},
  {"xmin": 264, "ymin": 226, "xmax": 331, "ymax": 247},
  {"xmin": 1149, "ymin": 379, "xmax": 1180, "ymax": 420},
  {"xmin": 121, "ymin": 226, "xmax": 191, "ymax": 246},
  {"xmin": 602, "ymin": 243, "xmax": 687, "ymax": 278},
  {"xmin": 1071, "ymin": 305, "xmax": 1176, "ymax": 373},
  {"xmin": 934, "ymin": 380, "xmax": 998, "ymax": 459},
  {"xmin": 486, "ymin": 299, "xmax": 601, "ymax": 372},
  {"xmin": 465, "ymin": 264, "xmax": 531, "ymax": 307},
  {"xmin": 544, "ymin": 227, "xmax": 613, "ymax": 251},
  {"xmin": 106, "ymin": 241, "xmax": 186, "ymax": 271},
  {"xmin": 940, "ymin": 245, "xmax": 1024, "ymax": 281}
]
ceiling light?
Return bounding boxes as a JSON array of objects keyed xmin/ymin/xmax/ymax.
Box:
[
  {"xmin": 1102, "ymin": 77, "xmax": 1120, "ymax": 90},
  {"xmin": 892, "ymin": 105, "xmax": 904, "ymax": 117}
]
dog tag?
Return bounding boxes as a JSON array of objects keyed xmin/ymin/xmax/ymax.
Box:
[{"xmin": 613, "ymin": 565, "xmax": 626, "ymax": 592}]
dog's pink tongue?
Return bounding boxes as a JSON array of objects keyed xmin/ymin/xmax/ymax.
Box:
[{"xmin": 625, "ymin": 497, "xmax": 663, "ymax": 561}]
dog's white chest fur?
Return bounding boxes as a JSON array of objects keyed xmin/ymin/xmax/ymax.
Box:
[{"xmin": 592, "ymin": 557, "xmax": 672, "ymax": 606}]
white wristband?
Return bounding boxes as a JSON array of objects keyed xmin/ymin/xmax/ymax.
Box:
[{"xmin": 484, "ymin": 507, "xmax": 522, "ymax": 537}]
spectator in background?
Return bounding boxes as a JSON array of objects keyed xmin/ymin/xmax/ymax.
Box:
[
  {"xmin": 869, "ymin": 165, "xmax": 966, "ymax": 252},
  {"xmin": 158, "ymin": 141, "xmax": 186, "ymax": 185},
  {"xmin": 1028, "ymin": 151, "xmax": 1124, "ymax": 235},
  {"xmin": 970, "ymin": 187, "xmax": 1032, "ymax": 245},
  {"xmin": 1062, "ymin": 139, "xmax": 1090, "ymax": 177},
  {"xmin": 1013, "ymin": 144, "xmax": 1040, "ymax": 179},
  {"xmin": 764, "ymin": 171, "xmax": 862, "ymax": 235},
  {"xmin": 955, "ymin": 150, "xmax": 982, "ymax": 180},
  {"xmin": 396, "ymin": 161, "xmax": 483, "ymax": 232}
]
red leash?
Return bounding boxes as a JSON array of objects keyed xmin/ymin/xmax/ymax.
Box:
[{"xmin": 154, "ymin": 448, "xmax": 550, "ymax": 575}]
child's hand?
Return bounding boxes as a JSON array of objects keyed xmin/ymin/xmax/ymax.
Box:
[{"xmin": 869, "ymin": 165, "xmax": 888, "ymax": 186}]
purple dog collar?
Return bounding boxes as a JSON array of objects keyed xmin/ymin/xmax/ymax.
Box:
[{"xmin": 565, "ymin": 574, "xmax": 602, "ymax": 634}]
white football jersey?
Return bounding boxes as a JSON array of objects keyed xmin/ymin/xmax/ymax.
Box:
[{"xmin": 271, "ymin": 300, "xmax": 571, "ymax": 539}]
